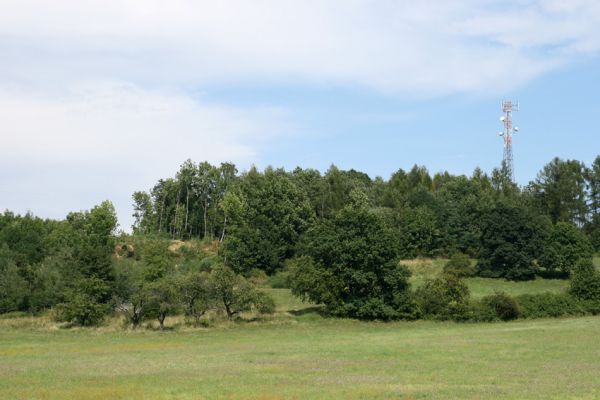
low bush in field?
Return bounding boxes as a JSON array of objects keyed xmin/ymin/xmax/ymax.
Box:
[
  {"xmin": 415, "ymin": 274, "xmax": 471, "ymax": 321},
  {"xmin": 515, "ymin": 292, "xmax": 587, "ymax": 318},
  {"xmin": 480, "ymin": 291, "xmax": 520, "ymax": 321}
]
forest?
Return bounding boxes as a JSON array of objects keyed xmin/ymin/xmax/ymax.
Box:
[{"xmin": 1, "ymin": 155, "xmax": 600, "ymax": 326}]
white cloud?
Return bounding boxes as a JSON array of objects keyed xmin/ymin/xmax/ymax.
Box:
[
  {"xmin": 0, "ymin": 83, "xmax": 288, "ymax": 229},
  {"xmin": 1, "ymin": 1, "xmax": 599, "ymax": 94},
  {"xmin": 1, "ymin": 0, "xmax": 600, "ymax": 227}
]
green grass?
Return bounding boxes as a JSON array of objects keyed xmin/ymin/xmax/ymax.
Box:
[
  {"xmin": 1, "ymin": 258, "xmax": 598, "ymax": 399},
  {"xmin": 2, "ymin": 314, "xmax": 600, "ymax": 399},
  {"xmin": 405, "ymin": 258, "xmax": 570, "ymax": 298}
]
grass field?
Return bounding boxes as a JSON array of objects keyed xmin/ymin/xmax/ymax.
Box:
[
  {"xmin": 404, "ymin": 258, "xmax": 571, "ymax": 298},
  {"xmin": 2, "ymin": 314, "xmax": 600, "ymax": 399},
  {"xmin": 1, "ymin": 257, "xmax": 600, "ymax": 399}
]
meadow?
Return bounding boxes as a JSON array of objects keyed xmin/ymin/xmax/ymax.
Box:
[{"xmin": 2, "ymin": 258, "xmax": 600, "ymax": 400}]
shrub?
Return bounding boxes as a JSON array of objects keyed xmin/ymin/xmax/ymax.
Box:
[
  {"xmin": 443, "ymin": 253, "xmax": 476, "ymax": 277},
  {"xmin": 569, "ymin": 259, "xmax": 600, "ymax": 302},
  {"xmin": 254, "ymin": 291, "xmax": 276, "ymax": 314},
  {"xmin": 414, "ymin": 274, "xmax": 471, "ymax": 321},
  {"xmin": 247, "ymin": 268, "xmax": 268, "ymax": 287},
  {"xmin": 516, "ymin": 292, "xmax": 586, "ymax": 319},
  {"xmin": 53, "ymin": 277, "xmax": 110, "ymax": 326},
  {"xmin": 481, "ymin": 291, "xmax": 520, "ymax": 321}
]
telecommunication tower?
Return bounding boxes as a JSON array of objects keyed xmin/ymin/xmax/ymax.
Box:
[{"xmin": 498, "ymin": 100, "xmax": 519, "ymax": 181}]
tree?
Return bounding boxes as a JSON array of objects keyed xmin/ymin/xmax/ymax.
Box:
[
  {"xmin": 529, "ymin": 158, "xmax": 588, "ymax": 225},
  {"xmin": 290, "ymin": 199, "xmax": 416, "ymax": 320},
  {"xmin": 570, "ymin": 259, "xmax": 600, "ymax": 302},
  {"xmin": 397, "ymin": 206, "xmax": 439, "ymax": 258},
  {"xmin": 132, "ymin": 191, "xmax": 155, "ymax": 234},
  {"xmin": 0, "ymin": 245, "xmax": 27, "ymax": 313},
  {"xmin": 539, "ymin": 222, "xmax": 593, "ymax": 276},
  {"xmin": 477, "ymin": 203, "xmax": 550, "ymax": 280},
  {"xmin": 222, "ymin": 167, "xmax": 314, "ymax": 274},
  {"xmin": 586, "ymin": 155, "xmax": 600, "ymax": 217},
  {"xmin": 146, "ymin": 277, "xmax": 179, "ymax": 331},
  {"xmin": 53, "ymin": 277, "xmax": 110, "ymax": 326},
  {"xmin": 179, "ymin": 272, "xmax": 214, "ymax": 325},
  {"xmin": 210, "ymin": 265, "xmax": 271, "ymax": 320}
]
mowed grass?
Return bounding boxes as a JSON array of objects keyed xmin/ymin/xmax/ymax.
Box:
[{"xmin": 2, "ymin": 315, "xmax": 600, "ymax": 399}]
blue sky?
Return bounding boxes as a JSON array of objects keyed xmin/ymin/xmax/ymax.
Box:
[{"xmin": 1, "ymin": 1, "xmax": 599, "ymax": 230}]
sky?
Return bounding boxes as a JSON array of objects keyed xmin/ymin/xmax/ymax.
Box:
[{"xmin": 1, "ymin": 0, "xmax": 600, "ymax": 231}]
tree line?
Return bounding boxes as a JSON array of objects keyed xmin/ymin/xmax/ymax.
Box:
[
  {"xmin": 1, "ymin": 155, "xmax": 600, "ymax": 325},
  {"xmin": 134, "ymin": 156, "xmax": 600, "ymax": 276}
]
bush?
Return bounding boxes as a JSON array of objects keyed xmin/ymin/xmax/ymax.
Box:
[
  {"xmin": 480, "ymin": 291, "xmax": 520, "ymax": 321},
  {"xmin": 247, "ymin": 268, "xmax": 268, "ymax": 287},
  {"xmin": 443, "ymin": 253, "xmax": 476, "ymax": 277},
  {"xmin": 516, "ymin": 292, "xmax": 586, "ymax": 319},
  {"xmin": 254, "ymin": 291, "xmax": 276, "ymax": 314},
  {"xmin": 569, "ymin": 259, "xmax": 600, "ymax": 302},
  {"xmin": 53, "ymin": 277, "xmax": 111, "ymax": 326},
  {"xmin": 414, "ymin": 274, "xmax": 471, "ymax": 321}
]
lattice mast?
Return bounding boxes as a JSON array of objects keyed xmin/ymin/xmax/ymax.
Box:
[{"xmin": 498, "ymin": 100, "xmax": 519, "ymax": 182}]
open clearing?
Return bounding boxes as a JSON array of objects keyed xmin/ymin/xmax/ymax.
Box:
[
  {"xmin": 2, "ymin": 304, "xmax": 600, "ymax": 399},
  {"xmin": 2, "ymin": 259, "xmax": 599, "ymax": 399}
]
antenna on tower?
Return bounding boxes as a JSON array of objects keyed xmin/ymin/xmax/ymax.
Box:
[{"xmin": 498, "ymin": 100, "xmax": 519, "ymax": 182}]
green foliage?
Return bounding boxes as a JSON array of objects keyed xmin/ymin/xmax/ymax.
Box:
[
  {"xmin": 179, "ymin": 271, "xmax": 214, "ymax": 325},
  {"xmin": 0, "ymin": 256, "xmax": 27, "ymax": 313},
  {"xmin": 443, "ymin": 252, "xmax": 476, "ymax": 277},
  {"xmin": 539, "ymin": 222, "xmax": 593, "ymax": 275},
  {"xmin": 414, "ymin": 274, "xmax": 471, "ymax": 321},
  {"xmin": 291, "ymin": 201, "xmax": 416, "ymax": 320},
  {"xmin": 480, "ymin": 291, "xmax": 520, "ymax": 321},
  {"xmin": 210, "ymin": 265, "xmax": 274, "ymax": 319},
  {"xmin": 569, "ymin": 259, "xmax": 600, "ymax": 302},
  {"xmin": 397, "ymin": 206, "xmax": 439, "ymax": 258},
  {"xmin": 529, "ymin": 157, "xmax": 588, "ymax": 225},
  {"xmin": 53, "ymin": 277, "xmax": 111, "ymax": 326},
  {"xmin": 516, "ymin": 293, "xmax": 587, "ymax": 319},
  {"xmin": 269, "ymin": 268, "xmax": 292, "ymax": 289},
  {"xmin": 254, "ymin": 291, "xmax": 276, "ymax": 315},
  {"xmin": 140, "ymin": 239, "xmax": 174, "ymax": 281},
  {"xmin": 145, "ymin": 277, "xmax": 179, "ymax": 330},
  {"xmin": 222, "ymin": 167, "xmax": 315, "ymax": 274},
  {"xmin": 477, "ymin": 202, "xmax": 550, "ymax": 280}
]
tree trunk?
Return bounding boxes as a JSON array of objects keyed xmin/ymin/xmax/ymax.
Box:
[
  {"xmin": 184, "ymin": 187, "xmax": 190, "ymax": 236},
  {"xmin": 220, "ymin": 215, "xmax": 227, "ymax": 242},
  {"xmin": 159, "ymin": 313, "xmax": 166, "ymax": 331}
]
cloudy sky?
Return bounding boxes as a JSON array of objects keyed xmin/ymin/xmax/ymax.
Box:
[{"xmin": 1, "ymin": 0, "xmax": 600, "ymax": 230}]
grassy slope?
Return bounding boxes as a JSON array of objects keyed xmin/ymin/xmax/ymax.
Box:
[{"xmin": 405, "ymin": 258, "xmax": 570, "ymax": 298}]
